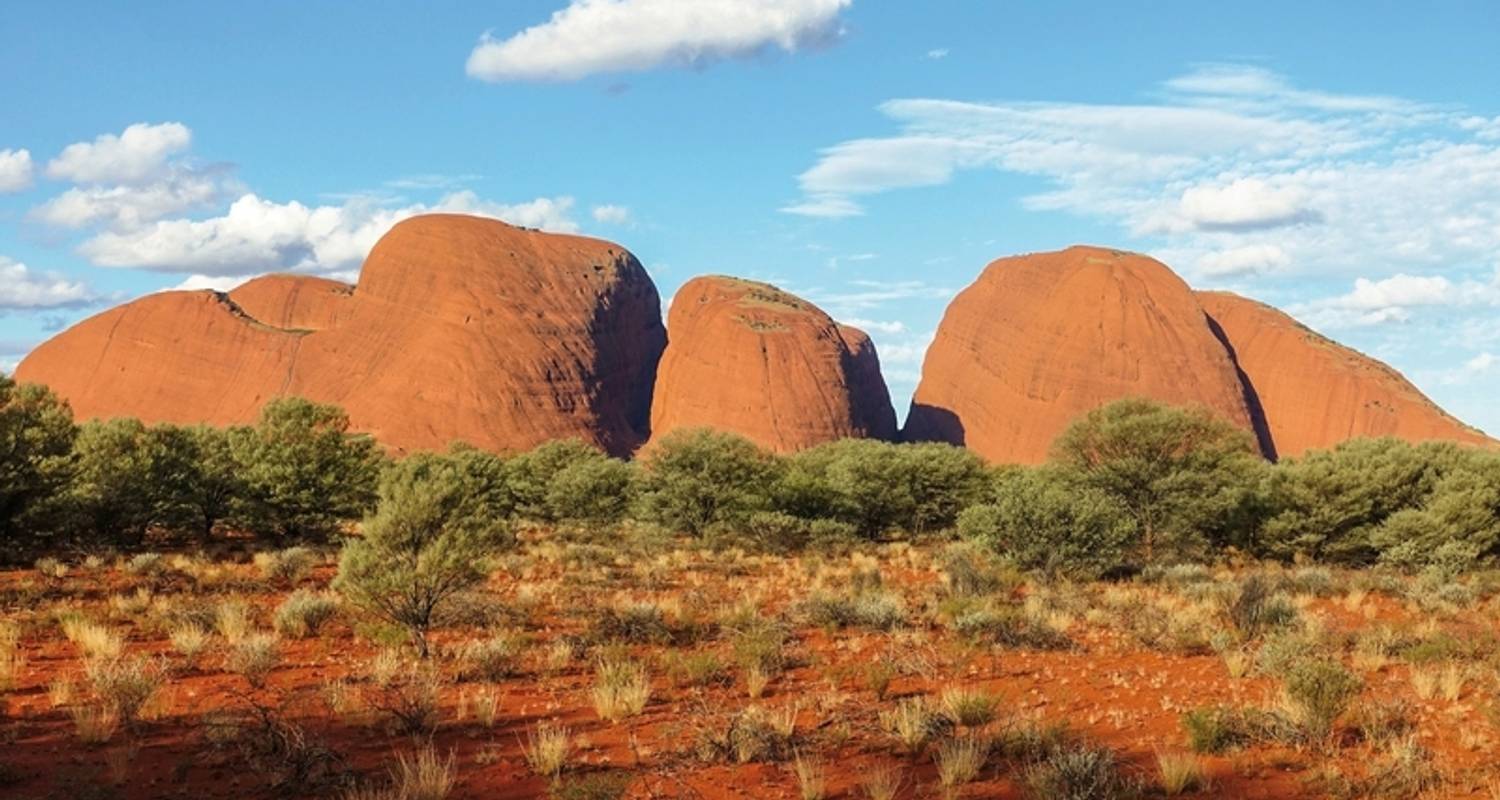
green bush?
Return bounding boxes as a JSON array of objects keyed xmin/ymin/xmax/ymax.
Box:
[
  {"xmin": 544, "ymin": 455, "xmax": 635, "ymax": 525},
  {"xmin": 635, "ymin": 428, "xmax": 779, "ymax": 536},
  {"xmin": 232, "ymin": 398, "xmax": 383, "ymax": 542},
  {"xmin": 1282, "ymin": 659, "xmax": 1362, "ymax": 741},
  {"xmin": 0, "ymin": 377, "xmax": 75, "ymax": 556},
  {"xmin": 1052, "ymin": 398, "xmax": 1267, "ymax": 563},
  {"xmin": 333, "ymin": 451, "xmax": 509, "ymax": 657},
  {"xmin": 958, "ymin": 467, "xmax": 1136, "ymax": 580},
  {"xmin": 506, "ymin": 439, "xmax": 607, "ymax": 522}
]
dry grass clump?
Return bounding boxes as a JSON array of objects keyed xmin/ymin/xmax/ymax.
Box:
[
  {"xmin": 454, "ymin": 633, "xmax": 524, "ymax": 682},
  {"xmin": 274, "ymin": 590, "xmax": 339, "ymax": 639},
  {"xmin": 1156, "ymin": 751, "xmax": 1208, "ymax": 795},
  {"xmin": 523, "ymin": 722, "xmax": 572, "ymax": 778},
  {"xmin": 0, "ymin": 623, "xmax": 22, "ymax": 691},
  {"xmin": 63, "ymin": 618, "xmax": 123, "ymax": 661},
  {"xmin": 255, "ymin": 546, "xmax": 318, "ymax": 585},
  {"xmin": 879, "ymin": 697, "xmax": 952, "ymax": 755},
  {"xmin": 939, "ymin": 686, "xmax": 1001, "ymax": 728},
  {"xmin": 792, "ymin": 749, "xmax": 826, "ymax": 800},
  {"xmin": 70, "ymin": 703, "xmax": 119, "ymax": 744},
  {"xmin": 934, "ymin": 735, "xmax": 987, "ymax": 789},
  {"xmin": 859, "ymin": 763, "xmax": 906, "ymax": 800},
  {"xmin": 84, "ymin": 654, "xmax": 162, "ymax": 726},
  {"xmin": 215, "ymin": 599, "xmax": 254, "ymax": 644},
  {"xmin": 226, "ymin": 633, "xmax": 281, "ymax": 688},
  {"xmin": 591, "ymin": 658, "xmax": 650, "ymax": 722},
  {"xmin": 388, "ymin": 745, "xmax": 455, "ymax": 800},
  {"xmin": 169, "ymin": 623, "xmax": 211, "ymax": 668}
]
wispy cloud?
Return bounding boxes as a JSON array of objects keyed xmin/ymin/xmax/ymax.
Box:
[{"xmin": 467, "ymin": 0, "xmax": 852, "ymax": 82}]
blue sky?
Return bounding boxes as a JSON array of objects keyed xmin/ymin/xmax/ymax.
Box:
[{"xmin": 3, "ymin": 1, "xmax": 1500, "ymax": 432}]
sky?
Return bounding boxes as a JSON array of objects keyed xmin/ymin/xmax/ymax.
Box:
[{"xmin": 3, "ymin": 1, "xmax": 1500, "ymax": 432}]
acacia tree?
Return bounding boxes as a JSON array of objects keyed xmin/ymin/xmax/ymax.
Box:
[
  {"xmin": 1051, "ymin": 398, "xmax": 1266, "ymax": 563},
  {"xmin": 334, "ymin": 451, "xmax": 510, "ymax": 657},
  {"xmin": 0, "ymin": 376, "xmax": 75, "ymax": 554},
  {"xmin": 233, "ymin": 398, "xmax": 382, "ymax": 542},
  {"xmin": 957, "ymin": 466, "xmax": 1136, "ymax": 580}
]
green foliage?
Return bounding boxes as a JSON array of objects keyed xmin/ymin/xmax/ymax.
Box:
[
  {"xmin": 333, "ymin": 450, "xmax": 509, "ymax": 656},
  {"xmin": 1282, "ymin": 658, "xmax": 1362, "ymax": 741},
  {"xmin": 958, "ymin": 466, "xmax": 1136, "ymax": 580},
  {"xmin": 66, "ymin": 419, "xmax": 166, "ymax": 547},
  {"xmin": 1261, "ymin": 438, "xmax": 1500, "ymax": 569},
  {"xmin": 168, "ymin": 425, "xmax": 246, "ymax": 539},
  {"xmin": 774, "ymin": 439, "xmax": 987, "ymax": 538},
  {"xmin": 233, "ymin": 398, "xmax": 383, "ymax": 542},
  {"xmin": 0, "ymin": 377, "xmax": 75, "ymax": 554},
  {"xmin": 506, "ymin": 439, "xmax": 607, "ymax": 522},
  {"xmin": 543, "ymin": 454, "xmax": 635, "ymax": 525},
  {"xmin": 635, "ymin": 428, "xmax": 780, "ymax": 536},
  {"xmin": 1023, "ymin": 743, "xmax": 1139, "ymax": 800},
  {"xmin": 1052, "ymin": 398, "xmax": 1267, "ymax": 563}
]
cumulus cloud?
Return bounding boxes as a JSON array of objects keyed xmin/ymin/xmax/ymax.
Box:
[
  {"xmin": 77, "ymin": 190, "xmax": 580, "ymax": 275},
  {"xmin": 46, "ymin": 122, "xmax": 192, "ymax": 184},
  {"xmin": 1287, "ymin": 272, "xmax": 1500, "ymax": 328},
  {"xmin": 31, "ymin": 168, "xmax": 232, "ymax": 230},
  {"xmin": 0, "ymin": 257, "xmax": 97, "ymax": 310},
  {"xmin": 1195, "ymin": 244, "xmax": 1291, "ymax": 278},
  {"xmin": 0, "ymin": 148, "xmax": 34, "ymax": 193},
  {"xmin": 466, "ymin": 0, "xmax": 851, "ymax": 82},
  {"xmin": 1174, "ymin": 178, "xmax": 1318, "ymax": 232},
  {"xmin": 591, "ymin": 204, "xmax": 631, "ymax": 224}
]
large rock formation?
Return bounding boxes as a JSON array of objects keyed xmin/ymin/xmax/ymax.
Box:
[
  {"xmin": 1198, "ymin": 291, "xmax": 1491, "ymax": 458},
  {"xmin": 903, "ymin": 246, "xmax": 1264, "ymax": 463},
  {"xmin": 17, "ymin": 214, "xmax": 666, "ymax": 456},
  {"xmin": 228, "ymin": 274, "xmax": 354, "ymax": 331},
  {"xmin": 649, "ymin": 276, "xmax": 897, "ymax": 452}
]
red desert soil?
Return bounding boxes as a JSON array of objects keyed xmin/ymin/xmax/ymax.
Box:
[
  {"xmin": 1198, "ymin": 290, "xmax": 1495, "ymax": 459},
  {"xmin": 649, "ymin": 276, "xmax": 897, "ymax": 453},
  {"xmin": 3, "ymin": 550, "xmax": 1497, "ymax": 799},
  {"xmin": 16, "ymin": 215, "xmax": 667, "ymax": 457},
  {"xmin": 904, "ymin": 246, "xmax": 1264, "ymax": 463}
]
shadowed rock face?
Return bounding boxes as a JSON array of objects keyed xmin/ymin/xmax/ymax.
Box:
[
  {"xmin": 1198, "ymin": 290, "xmax": 1493, "ymax": 458},
  {"xmin": 648, "ymin": 276, "xmax": 897, "ymax": 452},
  {"xmin": 903, "ymin": 246, "xmax": 1262, "ymax": 463},
  {"xmin": 17, "ymin": 214, "xmax": 667, "ymax": 456}
]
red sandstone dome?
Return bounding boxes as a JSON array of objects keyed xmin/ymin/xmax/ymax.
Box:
[
  {"xmin": 649, "ymin": 276, "xmax": 897, "ymax": 453},
  {"xmin": 903, "ymin": 246, "xmax": 1265, "ymax": 463},
  {"xmin": 1198, "ymin": 291, "xmax": 1492, "ymax": 458},
  {"xmin": 16, "ymin": 214, "xmax": 666, "ymax": 456}
]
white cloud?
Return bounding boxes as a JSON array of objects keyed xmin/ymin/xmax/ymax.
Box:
[
  {"xmin": 0, "ymin": 148, "xmax": 34, "ymax": 193},
  {"xmin": 1175, "ymin": 178, "xmax": 1316, "ymax": 231},
  {"xmin": 1287, "ymin": 273, "xmax": 1498, "ymax": 328},
  {"xmin": 1195, "ymin": 244, "xmax": 1291, "ymax": 278},
  {"xmin": 926, "ymin": 48, "xmax": 949, "ymax": 60},
  {"xmin": 77, "ymin": 190, "xmax": 580, "ymax": 275},
  {"xmin": 780, "ymin": 193, "xmax": 864, "ymax": 218},
  {"xmin": 842, "ymin": 317, "xmax": 906, "ymax": 334},
  {"xmin": 466, "ymin": 0, "xmax": 851, "ymax": 82},
  {"xmin": 46, "ymin": 122, "xmax": 192, "ymax": 184},
  {"xmin": 783, "ymin": 65, "xmax": 1500, "ymax": 290},
  {"xmin": 0, "ymin": 257, "xmax": 96, "ymax": 310},
  {"xmin": 167, "ymin": 274, "xmax": 255, "ymax": 293},
  {"xmin": 31, "ymin": 168, "xmax": 230, "ymax": 229},
  {"xmin": 591, "ymin": 204, "xmax": 631, "ymax": 224}
]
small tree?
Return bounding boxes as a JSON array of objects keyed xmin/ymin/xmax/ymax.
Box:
[
  {"xmin": 67, "ymin": 418, "xmax": 159, "ymax": 547},
  {"xmin": 636, "ymin": 428, "xmax": 780, "ymax": 536},
  {"xmin": 1051, "ymin": 398, "xmax": 1265, "ymax": 564},
  {"xmin": 958, "ymin": 467, "xmax": 1136, "ymax": 580},
  {"xmin": 0, "ymin": 376, "xmax": 75, "ymax": 555},
  {"xmin": 334, "ymin": 452, "xmax": 509, "ymax": 657},
  {"xmin": 233, "ymin": 398, "xmax": 382, "ymax": 542},
  {"xmin": 505, "ymin": 439, "xmax": 606, "ymax": 522},
  {"xmin": 178, "ymin": 425, "xmax": 248, "ymax": 540},
  {"xmin": 545, "ymin": 456, "xmax": 636, "ymax": 525}
]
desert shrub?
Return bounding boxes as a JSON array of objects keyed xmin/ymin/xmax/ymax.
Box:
[
  {"xmin": 878, "ymin": 697, "xmax": 952, "ymax": 754},
  {"xmin": 226, "ymin": 633, "xmax": 281, "ymax": 688},
  {"xmin": 85, "ymin": 654, "xmax": 162, "ymax": 725},
  {"xmin": 1255, "ymin": 631, "xmax": 1321, "ymax": 677},
  {"xmin": 454, "ymin": 634, "xmax": 524, "ymax": 681},
  {"xmin": 939, "ymin": 541, "xmax": 1023, "ymax": 597},
  {"xmin": 949, "ymin": 602, "xmax": 1072, "ymax": 650},
  {"xmin": 255, "ymin": 546, "xmax": 319, "ymax": 584},
  {"xmin": 232, "ymin": 397, "xmax": 383, "ymax": 542},
  {"xmin": 548, "ymin": 772, "xmax": 632, "ymax": 800},
  {"xmin": 368, "ymin": 665, "xmax": 443, "ymax": 736},
  {"xmin": 65, "ymin": 419, "xmax": 164, "ymax": 548},
  {"xmin": 523, "ymin": 722, "xmax": 572, "ymax": 777},
  {"xmin": 334, "ymin": 451, "xmax": 509, "ymax": 657},
  {"xmin": 1281, "ymin": 659, "xmax": 1361, "ymax": 741},
  {"xmin": 1224, "ymin": 574, "xmax": 1298, "ymax": 640},
  {"xmin": 1181, "ymin": 706, "xmax": 1254, "ymax": 753},
  {"xmin": 662, "ymin": 650, "xmax": 730, "ymax": 688},
  {"xmin": 736, "ymin": 511, "xmax": 812, "ymax": 553},
  {"xmin": 695, "ymin": 704, "xmax": 799, "ymax": 763},
  {"xmin": 935, "ymin": 736, "xmax": 987, "ymax": 789},
  {"xmin": 1052, "ymin": 398, "xmax": 1267, "ymax": 564},
  {"xmin": 165, "ymin": 424, "xmax": 246, "ymax": 540},
  {"xmin": 1022, "ymin": 743, "xmax": 1139, "ymax": 800},
  {"xmin": 1258, "ymin": 438, "xmax": 1458, "ymax": 564},
  {"xmin": 635, "ymin": 428, "xmax": 780, "ymax": 536},
  {"xmin": 939, "ymin": 686, "xmax": 1001, "ymax": 728},
  {"xmin": 544, "ymin": 455, "xmax": 635, "ymax": 526},
  {"xmin": 0, "ymin": 377, "xmax": 76, "ymax": 556},
  {"xmin": 1156, "ymin": 751, "xmax": 1207, "ymax": 796},
  {"xmin": 801, "ymin": 589, "xmax": 906, "ymax": 630},
  {"xmin": 387, "ymin": 745, "xmax": 455, "ymax": 800},
  {"xmin": 958, "ymin": 467, "xmax": 1135, "ymax": 580},
  {"xmin": 505, "ymin": 439, "xmax": 601, "ymax": 522},
  {"xmin": 274, "ymin": 591, "xmax": 339, "ymax": 638},
  {"xmin": 773, "ymin": 439, "xmax": 987, "ymax": 538}
]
